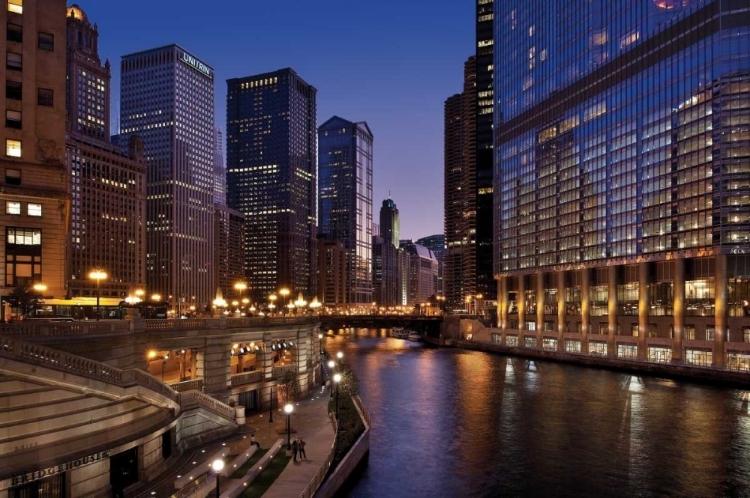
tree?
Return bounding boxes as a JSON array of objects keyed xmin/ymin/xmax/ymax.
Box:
[{"xmin": 5, "ymin": 285, "xmax": 43, "ymax": 318}]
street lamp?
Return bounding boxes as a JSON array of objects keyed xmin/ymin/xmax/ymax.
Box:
[
  {"xmin": 152, "ymin": 293, "xmax": 161, "ymax": 303},
  {"xmin": 279, "ymin": 288, "xmax": 290, "ymax": 314},
  {"xmin": 310, "ymin": 297, "xmax": 321, "ymax": 315},
  {"xmin": 211, "ymin": 459, "xmax": 224, "ymax": 497},
  {"xmin": 269, "ymin": 385, "xmax": 275, "ymax": 423},
  {"xmin": 328, "ymin": 360, "xmax": 335, "ymax": 397},
  {"xmin": 284, "ymin": 403, "xmax": 294, "ymax": 451},
  {"xmin": 333, "ymin": 373, "xmax": 342, "ymax": 420},
  {"xmin": 336, "ymin": 351, "xmax": 344, "ymax": 362},
  {"xmin": 318, "ymin": 333, "xmax": 324, "ymax": 355},
  {"xmin": 32, "ymin": 283, "xmax": 46, "ymax": 317},
  {"xmin": 88, "ymin": 269, "xmax": 107, "ymax": 321},
  {"xmin": 268, "ymin": 294, "xmax": 277, "ymax": 315}
]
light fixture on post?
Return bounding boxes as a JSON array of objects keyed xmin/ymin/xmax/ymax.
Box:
[
  {"xmin": 333, "ymin": 373, "xmax": 342, "ymax": 420},
  {"xmin": 211, "ymin": 459, "xmax": 224, "ymax": 497},
  {"xmin": 32, "ymin": 283, "xmax": 46, "ymax": 318},
  {"xmin": 234, "ymin": 281, "xmax": 247, "ymax": 301},
  {"xmin": 328, "ymin": 360, "xmax": 335, "ymax": 397},
  {"xmin": 268, "ymin": 294, "xmax": 277, "ymax": 315},
  {"xmin": 310, "ymin": 297, "xmax": 321, "ymax": 315},
  {"xmin": 152, "ymin": 293, "xmax": 161, "ymax": 303},
  {"xmin": 284, "ymin": 403, "xmax": 294, "ymax": 453},
  {"xmin": 88, "ymin": 269, "xmax": 107, "ymax": 321},
  {"xmin": 279, "ymin": 288, "xmax": 290, "ymax": 314}
]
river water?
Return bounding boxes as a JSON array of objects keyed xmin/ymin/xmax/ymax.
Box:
[{"xmin": 326, "ymin": 328, "xmax": 750, "ymax": 498}]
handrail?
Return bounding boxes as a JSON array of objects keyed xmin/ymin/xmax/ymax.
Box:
[
  {"xmin": 170, "ymin": 378, "xmax": 203, "ymax": 392},
  {"xmin": 298, "ymin": 413, "xmax": 338, "ymax": 498},
  {"xmin": 180, "ymin": 389, "xmax": 236, "ymax": 420},
  {"xmin": 0, "ymin": 335, "xmax": 179, "ymax": 403}
]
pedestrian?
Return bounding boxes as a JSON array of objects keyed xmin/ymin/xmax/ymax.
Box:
[
  {"xmin": 250, "ymin": 433, "xmax": 260, "ymax": 449},
  {"xmin": 298, "ymin": 437, "xmax": 307, "ymax": 460},
  {"xmin": 291, "ymin": 439, "xmax": 299, "ymax": 463}
]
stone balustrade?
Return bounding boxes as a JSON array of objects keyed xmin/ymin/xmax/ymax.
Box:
[
  {"xmin": 0, "ymin": 335, "xmax": 179, "ymax": 403},
  {"xmin": 180, "ymin": 389, "xmax": 235, "ymax": 419},
  {"xmin": 171, "ymin": 378, "xmax": 204, "ymax": 392},
  {"xmin": 230, "ymin": 370, "xmax": 263, "ymax": 387},
  {"xmin": 0, "ymin": 320, "xmax": 132, "ymax": 338},
  {"xmin": 272, "ymin": 363, "xmax": 298, "ymax": 379}
]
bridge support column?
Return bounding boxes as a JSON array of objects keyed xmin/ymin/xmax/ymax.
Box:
[{"xmin": 203, "ymin": 335, "xmax": 231, "ymax": 401}]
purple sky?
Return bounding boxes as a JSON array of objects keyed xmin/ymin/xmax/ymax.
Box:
[{"xmin": 86, "ymin": 0, "xmax": 473, "ymax": 240}]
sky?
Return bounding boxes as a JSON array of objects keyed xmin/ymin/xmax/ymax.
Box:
[{"xmin": 86, "ymin": 0, "xmax": 474, "ymax": 241}]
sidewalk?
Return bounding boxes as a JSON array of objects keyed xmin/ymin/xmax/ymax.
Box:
[{"xmin": 260, "ymin": 386, "xmax": 335, "ymax": 498}]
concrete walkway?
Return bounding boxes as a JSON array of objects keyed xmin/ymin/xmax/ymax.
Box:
[{"xmin": 259, "ymin": 385, "xmax": 335, "ymax": 498}]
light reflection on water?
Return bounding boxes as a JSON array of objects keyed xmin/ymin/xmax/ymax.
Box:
[{"xmin": 326, "ymin": 328, "xmax": 750, "ymax": 498}]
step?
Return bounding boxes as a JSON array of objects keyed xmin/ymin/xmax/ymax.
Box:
[
  {"xmin": 0, "ymin": 395, "xmax": 124, "ymax": 428},
  {"xmin": 0, "ymin": 378, "xmax": 46, "ymax": 392},
  {"xmin": 0, "ymin": 402, "xmax": 162, "ymax": 453},
  {"xmin": 0, "ymin": 386, "xmax": 85, "ymax": 409}
]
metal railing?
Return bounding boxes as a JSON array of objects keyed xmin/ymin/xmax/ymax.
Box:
[
  {"xmin": 0, "ymin": 335, "xmax": 180, "ymax": 403},
  {"xmin": 298, "ymin": 413, "xmax": 338, "ymax": 498},
  {"xmin": 230, "ymin": 370, "xmax": 263, "ymax": 386}
]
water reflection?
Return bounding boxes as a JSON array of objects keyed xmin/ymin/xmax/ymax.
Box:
[{"xmin": 327, "ymin": 329, "xmax": 750, "ymax": 498}]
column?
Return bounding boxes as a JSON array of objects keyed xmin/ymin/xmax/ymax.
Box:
[
  {"xmin": 715, "ymin": 254, "xmax": 727, "ymax": 368},
  {"xmin": 581, "ymin": 268, "xmax": 590, "ymax": 353},
  {"xmin": 203, "ymin": 335, "xmax": 231, "ymax": 398},
  {"xmin": 499, "ymin": 277, "xmax": 508, "ymax": 344},
  {"xmin": 190, "ymin": 349, "xmax": 197, "ymax": 380},
  {"xmin": 608, "ymin": 265, "xmax": 618, "ymax": 357},
  {"xmin": 557, "ymin": 271, "xmax": 566, "ymax": 352},
  {"xmin": 263, "ymin": 333, "xmax": 274, "ymax": 380},
  {"xmin": 518, "ymin": 275, "xmax": 526, "ymax": 332},
  {"xmin": 672, "ymin": 258, "xmax": 685, "ymax": 364},
  {"xmin": 638, "ymin": 262, "xmax": 649, "ymax": 360},
  {"xmin": 536, "ymin": 272, "xmax": 544, "ymax": 348}
]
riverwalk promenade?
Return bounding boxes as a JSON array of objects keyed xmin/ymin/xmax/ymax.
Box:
[{"xmin": 132, "ymin": 384, "xmax": 335, "ymax": 497}]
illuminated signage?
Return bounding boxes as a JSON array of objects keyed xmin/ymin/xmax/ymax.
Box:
[
  {"xmin": 180, "ymin": 52, "xmax": 212, "ymax": 79},
  {"xmin": 11, "ymin": 451, "xmax": 111, "ymax": 486}
]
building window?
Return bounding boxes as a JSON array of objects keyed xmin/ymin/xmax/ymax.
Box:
[
  {"xmin": 5, "ymin": 227, "xmax": 42, "ymax": 287},
  {"xmin": 37, "ymin": 87, "xmax": 53, "ymax": 106},
  {"xmin": 6, "ymin": 80, "xmax": 21, "ymax": 100},
  {"xmin": 7, "ymin": 0, "xmax": 22, "ymax": 14},
  {"xmin": 6, "ymin": 22, "xmax": 21, "ymax": 42},
  {"xmin": 37, "ymin": 32, "xmax": 53, "ymax": 51},
  {"xmin": 5, "ymin": 109, "xmax": 20, "ymax": 129},
  {"xmin": 5, "ymin": 201, "xmax": 20, "ymax": 214},
  {"xmin": 7, "ymin": 227, "xmax": 40, "ymax": 245},
  {"xmin": 6, "ymin": 51, "xmax": 21, "ymax": 70},
  {"xmin": 5, "ymin": 168, "xmax": 20, "ymax": 185},
  {"xmin": 5, "ymin": 139, "xmax": 20, "ymax": 157},
  {"xmin": 27, "ymin": 203, "xmax": 40, "ymax": 216}
]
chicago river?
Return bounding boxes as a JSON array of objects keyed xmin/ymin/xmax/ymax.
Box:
[{"xmin": 328, "ymin": 329, "xmax": 750, "ymax": 498}]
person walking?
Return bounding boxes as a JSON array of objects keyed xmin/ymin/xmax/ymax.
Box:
[
  {"xmin": 298, "ymin": 437, "xmax": 307, "ymax": 460},
  {"xmin": 291, "ymin": 438, "xmax": 299, "ymax": 463},
  {"xmin": 250, "ymin": 433, "xmax": 261, "ymax": 449}
]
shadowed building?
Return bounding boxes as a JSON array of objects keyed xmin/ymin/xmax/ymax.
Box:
[
  {"xmin": 318, "ymin": 116, "xmax": 373, "ymax": 306},
  {"xmin": 227, "ymin": 69, "xmax": 317, "ymax": 301},
  {"xmin": 65, "ymin": 5, "xmax": 146, "ymax": 303},
  {"xmin": 214, "ymin": 204, "xmax": 245, "ymax": 301},
  {"xmin": 120, "ymin": 44, "xmax": 216, "ymax": 309},
  {"xmin": 317, "ymin": 235, "xmax": 347, "ymax": 308},
  {"xmin": 0, "ymin": 0, "xmax": 69, "ymax": 307},
  {"xmin": 494, "ymin": 0, "xmax": 750, "ymax": 367}
]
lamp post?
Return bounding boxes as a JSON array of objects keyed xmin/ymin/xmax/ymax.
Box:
[
  {"xmin": 32, "ymin": 283, "xmax": 46, "ymax": 317},
  {"xmin": 318, "ymin": 333, "xmax": 324, "ymax": 355},
  {"xmin": 333, "ymin": 373, "xmax": 342, "ymax": 420},
  {"xmin": 328, "ymin": 360, "xmax": 335, "ymax": 397},
  {"xmin": 268, "ymin": 294, "xmax": 277, "ymax": 316},
  {"xmin": 88, "ymin": 269, "xmax": 107, "ymax": 321},
  {"xmin": 279, "ymin": 288, "xmax": 290, "ymax": 314},
  {"xmin": 284, "ymin": 403, "xmax": 294, "ymax": 451},
  {"xmin": 269, "ymin": 385, "xmax": 274, "ymax": 423},
  {"xmin": 211, "ymin": 459, "xmax": 224, "ymax": 497},
  {"xmin": 234, "ymin": 281, "xmax": 247, "ymax": 300},
  {"xmin": 336, "ymin": 351, "xmax": 343, "ymax": 363}
]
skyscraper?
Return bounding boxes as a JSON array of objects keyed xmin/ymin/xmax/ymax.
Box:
[
  {"xmin": 0, "ymin": 0, "xmax": 69, "ymax": 306},
  {"xmin": 66, "ymin": 5, "xmax": 147, "ymax": 303},
  {"xmin": 214, "ymin": 127, "xmax": 226, "ymax": 205},
  {"xmin": 444, "ymin": 58, "xmax": 478, "ymax": 313},
  {"xmin": 475, "ymin": 0, "xmax": 495, "ymax": 302},
  {"xmin": 400, "ymin": 241, "xmax": 438, "ymax": 306},
  {"xmin": 214, "ymin": 203, "xmax": 245, "ymax": 300},
  {"xmin": 318, "ymin": 116, "xmax": 374, "ymax": 305},
  {"xmin": 417, "ymin": 234, "xmax": 445, "ymax": 297},
  {"xmin": 494, "ymin": 0, "xmax": 750, "ymax": 367},
  {"xmin": 120, "ymin": 45, "xmax": 215, "ymax": 308},
  {"xmin": 227, "ymin": 69, "xmax": 317, "ymax": 300},
  {"xmin": 379, "ymin": 198, "xmax": 400, "ymax": 249}
]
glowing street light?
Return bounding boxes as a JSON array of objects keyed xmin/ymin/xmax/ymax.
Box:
[
  {"xmin": 88, "ymin": 269, "xmax": 107, "ymax": 321},
  {"xmin": 152, "ymin": 293, "xmax": 162, "ymax": 302},
  {"xmin": 333, "ymin": 373, "xmax": 342, "ymax": 420},
  {"xmin": 234, "ymin": 282, "xmax": 247, "ymax": 300},
  {"xmin": 284, "ymin": 403, "xmax": 294, "ymax": 451},
  {"xmin": 279, "ymin": 288, "xmax": 290, "ymax": 314},
  {"xmin": 211, "ymin": 459, "xmax": 224, "ymax": 497}
]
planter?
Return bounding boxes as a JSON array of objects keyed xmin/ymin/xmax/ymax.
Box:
[{"xmin": 234, "ymin": 405, "xmax": 246, "ymax": 425}]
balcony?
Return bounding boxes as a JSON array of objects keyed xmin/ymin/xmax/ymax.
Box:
[
  {"xmin": 272, "ymin": 363, "xmax": 297, "ymax": 379},
  {"xmin": 230, "ymin": 370, "xmax": 263, "ymax": 387}
]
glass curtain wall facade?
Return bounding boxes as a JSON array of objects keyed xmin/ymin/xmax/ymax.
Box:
[
  {"xmin": 120, "ymin": 45, "xmax": 216, "ymax": 309},
  {"xmin": 318, "ymin": 116, "xmax": 373, "ymax": 305},
  {"xmin": 226, "ymin": 69, "xmax": 318, "ymax": 300},
  {"xmin": 494, "ymin": 0, "xmax": 750, "ymax": 368}
]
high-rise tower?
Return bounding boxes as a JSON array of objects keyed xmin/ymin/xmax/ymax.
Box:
[
  {"xmin": 379, "ymin": 198, "xmax": 400, "ymax": 249},
  {"xmin": 318, "ymin": 116, "xmax": 373, "ymax": 305},
  {"xmin": 120, "ymin": 45, "xmax": 215, "ymax": 309},
  {"xmin": 226, "ymin": 69, "xmax": 317, "ymax": 300}
]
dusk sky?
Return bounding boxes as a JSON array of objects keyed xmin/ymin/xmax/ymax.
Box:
[{"xmin": 85, "ymin": 0, "xmax": 475, "ymax": 241}]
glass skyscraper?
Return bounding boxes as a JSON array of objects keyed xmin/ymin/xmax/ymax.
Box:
[
  {"xmin": 120, "ymin": 45, "xmax": 216, "ymax": 309},
  {"xmin": 318, "ymin": 116, "xmax": 374, "ymax": 306},
  {"xmin": 494, "ymin": 0, "xmax": 750, "ymax": 368},
  {"xmin": 226, "ymin": 69, "xmax": 318, "ymax": 300}
]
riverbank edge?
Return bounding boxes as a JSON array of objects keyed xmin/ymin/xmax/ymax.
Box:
[
  {"xmin": 456, "ymin": 339, "xmax": 750, "ymax": 387},
  {"xmin": 315, "ymin": 395, "xmax": 371, "ymax": 498}
]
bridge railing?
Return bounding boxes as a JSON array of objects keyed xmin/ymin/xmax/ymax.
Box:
[{"xmin": 0, "ymin": 320, "xmax": 132, "ymax": 337}]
